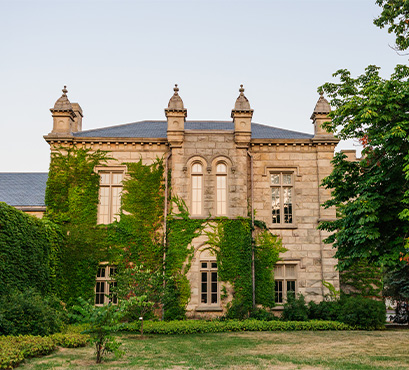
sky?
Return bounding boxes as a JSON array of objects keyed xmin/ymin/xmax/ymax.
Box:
[{"xmin": 0, "ymin": 0, "xmax": 404, "ymax": 172}]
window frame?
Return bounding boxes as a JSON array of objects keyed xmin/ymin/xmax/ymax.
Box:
[
  {"xmin": 96, "ymin": 166, "xmax": 125, "ymax": 225},
  {"xmin": 215, "ymin": 162, "xmax": 228, "ymax": 216},
  {"xmin": 95, "ymin": 264, "xmax": 118, "ymax": 306},
  {"xmin": 274, "ymin": 263, "xmax": 298, "ymax": 305},
  {"xmin": 270, "ymin": 171, "xmax": 294, "ymax": 227},
  {"xmin": 200, "ymin": 260, "xmax": 219, "ymax": 307},
  {"xmin": 191, "ymin": 161, "xmax": 204, "ymax": 216}
]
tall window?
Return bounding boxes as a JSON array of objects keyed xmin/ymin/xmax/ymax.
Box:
[
  {"xmin": 95, "ymin": 265, "xmax": 118, "ymax": 306},
  {"xmin": 200, "ymin": 260, "xmax": 219, "ymax": 305},
  {"xmin": 216, "ymin": 162, "xmax": 227, "ymax": 215},
  {"xmin": 274, "ymin": 264, "xmax": 297, "ymax": 304},
  {"xmin": 191, "ymin": 162, "xmax": 203, "ymax": 216},
  {"xmin": 98, "ymin": 171, "xmax": 124, "ymax": 224},
  {"xmin": 271, "ymin": 172, "xmax": 293, "ymax": 225}
]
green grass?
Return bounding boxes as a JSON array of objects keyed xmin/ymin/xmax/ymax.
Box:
[{"xmin": 21, "ymin": 330, "xmax": 409, "ymax": 369}]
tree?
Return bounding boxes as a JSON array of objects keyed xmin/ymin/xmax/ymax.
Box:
[
  {"xmin": 374, "ymin": 0, "xmax": 409, "ymax": 52},
  {"xmin": 113, "ymin": 265, "xmax": 163, "ymax": 336},
  {"xmin": 318, "ymin": 64, "xmax": 409, "ymax": 270}
]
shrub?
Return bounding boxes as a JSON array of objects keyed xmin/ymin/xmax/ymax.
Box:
[
  {"xmin": 50, "ymin": 333, "xmax": 89, "ymax": 348},
  {"xmin": 0, "ymin": 335, "xmax": 55, "ymax": 370},
  {"xmin": 0, "ymin": 289, "xmax": 68, "ymax": 336},
  {"xmin": 249, "ymin": 308, "xmax": 279, "ymax": 321},
  {"xmin": 338, "ymin": 295, "xmax": 385, "ymax": 330},
  {"xmin": 308, "ymin": 300, "xmax": 342, "ymax": 321},
  {"xmin": 122, "ymin": 319, "xmax": 352, "ymax": 335},
  {"xmin": 281, "ymin": 293, "xmax": 308, "ymax": 321}
]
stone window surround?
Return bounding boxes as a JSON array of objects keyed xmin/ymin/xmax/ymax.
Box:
[
  {"xmin": 95, "ymin": 165, "xmax": 126, "ymax": 225},
  {"xmin": 263, "ymin": 166, "xmax": 300, "ymax": 229},
  {"xmin": 95, "ymin": 263, "xmax": 118, "ymax": 306},
  {"xmin": 197, "ymin": 258, "xmax": 221, "ymax": 311},
  {"xmin": 273, "ymin": 261, "xmax": 299, "ymax": 307}
]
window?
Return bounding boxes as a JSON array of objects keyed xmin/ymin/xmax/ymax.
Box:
[
  {"xmin": 271, "ymin": 172, "xmax": 293, "ymax": 225},
  {"xmin": 191, "ymin": 162, "xmax": 203, "ymax": 216},
  {"xmin": 200, "ymin": 260, "xmax": 219, "ymax": 305},
  {"xmin": 98, "ymin": 170, "xmax": 124, "ymax": 224},
  {"xmin": 216, "ymin": 162, "xmax": 227, "ymax": 215},
  {"xmin": 95, "ymin": 265, "xmax": 118, "ymax": 306},
  {"xmin": 274, "ymin": 264, "xmax": 297, "ymax": 304}
]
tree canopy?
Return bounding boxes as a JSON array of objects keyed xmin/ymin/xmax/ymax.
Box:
[
  {"xmin": 318, "ymin": 64, "xmax": 409, "ymax": 270},
  {"xmin": 374, "ymin": 0, "xmax": 409, "ymax": 52}
]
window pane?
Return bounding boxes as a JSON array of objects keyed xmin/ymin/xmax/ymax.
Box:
[
  {"xmin": 201, "ymin": 262, "xmax": 208, "ymax": 269},
  {"xmin": 274, "ymin": 265, "xmax": 284, "ymax": 277},
  {"xmin": 287, "ymin": 280, "xmax": 296, "ymax": 293},
  {"xmin": 192, "ymin": 163, "xmax": 202, "ymax": 173},
  {"xmin": 271, "ymin": 174, "xmax": 280, "ymax": 184},
  {"xmin": 211, "ymin": 262, "xmax": 217, "ymax": 269},
  {"xmin": 285, "ymin": 265, "xmax": 296, "ymax": 278},
  {"xmin": 97, "ymin": 267, "xmax": 106, "ymax": 278},
  {"xmin": 283, "ymin": 174, "xmax": 292, "ymax": 185},
  {"xmin": 192, "ymin": 175, "xmax": 202, "ymax": 215},
  {"xmin": 272, "ymin": 188, "xmax": 280, "ymax": 224},
  {"xmin": 216, "ymin": 163, "xmax": 227, "ymax": 173},
  {"xmin": 283, "ymin": 188, "xmax": 292, "ymax": 224},
  {"xmin": 217, "ymin": 175, "xmax": 227, "ymax": 215},
  {"xmin": 100, "ymin": 173, "xmax": 110, "ymax": 185},
  {"xmin": 112, "ymin": 173, "xmax": 123, "ymax": 185},
  {"xmin": 275, "ymin": 281, "xmax": 283, "ymax": 304}
]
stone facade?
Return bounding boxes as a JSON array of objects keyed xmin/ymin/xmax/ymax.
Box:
[{"xmin": 43, "ymin": 85, "xmax": 340, "ymax": 315}]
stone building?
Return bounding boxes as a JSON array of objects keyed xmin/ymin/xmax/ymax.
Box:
[{"xmin": 37, "ymin": 84, "xmax": 340, "ymax": 314}]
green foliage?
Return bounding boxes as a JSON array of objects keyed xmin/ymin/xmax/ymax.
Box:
[
  {"xmin": 50, "ymin": 333, "xmax": 89, "ymax": 348},
  {"xmin": 383, "ymin": 261, "xmax": 409, "ymax": 302},
  {"xmin": 338, "ymin": 296, "xmax": 386, "ymax": 330},
  {"xmin": 71, "ymin": 297, "xmax": 134, "ymax": 363},
  {"xmin": 374, "ymin": 0, "xmax": 409, "ymax": 52},
  {"xmin": 114, "ymin": 265, "xmax": 161, "ymax": 325},
  {"xmin": 0, "ymin": 335, "xmax": 55, "ymax": 370},
  {"xmin": 45, "ymin": 147, "xmax": 113, "ymax": 307},
  {"xmin": 122, "ymin": 319, "xmax": 352, "ymax": 335},
  {"xmin": 319, "ymin": 65, "xmax": 409, "ymax": 270},
  {"xmin": 0, "ymin": 288, "xmax": 68, "ymax": 336},
  {"xmin": 207, "ymin": 218, "xmax": 283, "ymax": 318},
  {"xmin": 281, "ymin": 293, "xmax": 309, "ymax": 322},
  {"xmin": 0, "ymin": 203, "xmax": 58, "ymax": 297},
  {"xmin": 165, "ymin": 197, "xmax": 206, "ymax": 320},
  {"xmin": 284, "ymin": 294, "xmax": 386, "ymax": 330},
  {"xmin": 0, "ymin": 333, "xmax": 89, "ymax": 369},
  {"xmin": 340, "ymin": 260, "xmax": 383, "ymax": 298},
  {"xmin": 118, "ymin": 158, "xmax": 165, "ymax": 271}
]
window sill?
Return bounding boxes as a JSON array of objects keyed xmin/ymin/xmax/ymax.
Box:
[
  {"xmin": 272, "ymin": 306, "xmax": 284, "ymax": 310},
  {"xmin": 196, "ymin": 306, "xmax": 223, "ymax": 312},
  {"xmin": 269, "ymin": 224, "xmax": 298, "ymax": 230}
]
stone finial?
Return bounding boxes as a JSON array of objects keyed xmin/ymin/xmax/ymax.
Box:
[
  {"xmin": 166, "ymin": 84, "xmax": 186, "ymax": 111},
  {"xmin": 232, "ymin": 84, "xmax": 253, "ymax": 114},
  {"xmin": 310, "ymin": 91, "xmax": 331, "ymax": 120},
  {"xmin": 52, "ymin": 85, "xmax": 74, "ymax": 112}
]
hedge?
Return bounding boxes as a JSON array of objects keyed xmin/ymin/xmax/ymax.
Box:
[
  {"xmin": 122, "ymin": 319, "xmax": 353, "ymax": 335},
  {"xmin": 0, "ymin": 333, "xmax": 88, "ymax": 370}
]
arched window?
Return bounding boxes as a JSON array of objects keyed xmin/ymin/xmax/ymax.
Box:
[
  {"xmin": 216, "ymin": 162, "xmax": 227, "ymax": 215},
  {"xmin": 191, "ymin": 162, "xmax": 203, "ymax": 215}
]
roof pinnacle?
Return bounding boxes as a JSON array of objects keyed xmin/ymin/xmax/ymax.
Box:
[{"xmin": 62, "ymin": 85, "xmax": 68, "ymax": 96}]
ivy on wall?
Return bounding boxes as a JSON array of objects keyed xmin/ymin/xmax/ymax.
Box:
[
  {"xmin": 0, "ymin": 203, "xmax": 63, "ymax": 297},
  {"xmin": 207, "ymin": 218, "xmax": 284, "ymax": 317},
  {"xmin": 45, "ymin": 147, "xmax": 113, "ymax": 306}
]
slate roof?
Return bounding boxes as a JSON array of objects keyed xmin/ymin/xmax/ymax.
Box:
[
  {"xmin": 73, "ymin": 121, "xmax": 313, "ymax": 140},
  {"xmin": 0, "ymin": 173, "xmax": 48, "ymax": 207}
]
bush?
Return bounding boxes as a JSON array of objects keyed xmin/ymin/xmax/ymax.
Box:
[
  {"xmin": 0, "ymin": 335, "xmax": 55, "ymax": 370},
  {"xmin": 122, "ymin": 319, "xmax": 352, "ymax": 335},
  {"xmin": 281, "ymin": 293, "xmax": 308, "ymax": 321},
  {"xmin": 249, "ymin": 308, "xmax": 279, "ymax": 321},
  {"xmin": 0, "ymin": 289, "xmax": 68, "ymax": 336},
  {"xmin": 338, "ymin": 295, "xmax": 385, "ymax": 330},
  {"xmin": 50, "ymin": 333, "xmax": 89, "ymax": 348},
  {"xmin": 308, "ymin": 300, "xmax": 342, "ymax": 321}
]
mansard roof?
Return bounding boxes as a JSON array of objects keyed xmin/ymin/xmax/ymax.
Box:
[
  {"xmin": 73, "ymin": 121, "xmax": 313, "ymax": 140},
  {"xmin": 0, "ymin": 173, "xmax": 48, "ymax": 207}
]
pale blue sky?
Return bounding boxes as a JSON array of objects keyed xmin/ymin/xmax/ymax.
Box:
[{"xmin": 0, "ymin": 0, "xmax": 404, "ymax": 171}]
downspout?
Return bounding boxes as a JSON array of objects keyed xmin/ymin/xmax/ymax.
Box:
[
  {"xmin": 247, "ymin": 150, "xmax": 255, "ymax": 310},
  {"xmin": 162, "ymin": 151, "xmax": 172, "ymax": 320},
  {"xmin": 315, "ymin": 144, "xmax": 325, "ymax": 297}
]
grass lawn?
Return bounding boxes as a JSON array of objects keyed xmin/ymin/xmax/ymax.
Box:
[{"xmin": 21, "ymin": 329, "xmax": 409, "ymax": 370}]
